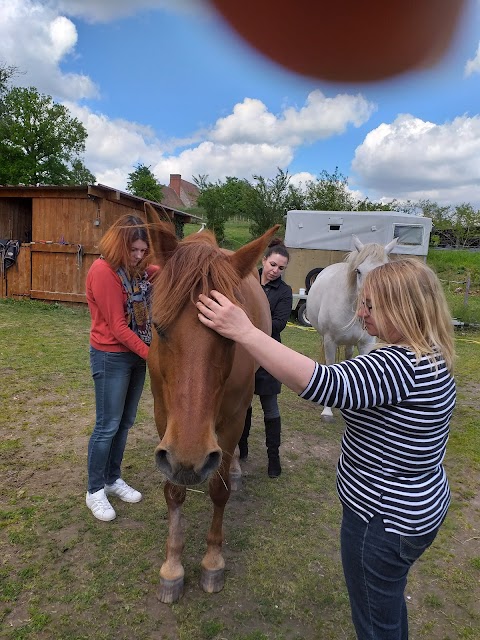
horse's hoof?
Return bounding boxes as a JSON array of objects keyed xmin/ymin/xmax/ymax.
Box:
[
  {"xmin": 321, "ymin": 414, "xmax": 334, "ymax": 423},
  {"xmin": 200, "ymin": 567, "xmax": 225, "ymax": 593},
  {"xmin": 230, "ymin": 471, "xmax": 242, "ymax": 492},
  {"xmin": 158, "ymin": 577, "xmax": 184, "ymax": 603}
]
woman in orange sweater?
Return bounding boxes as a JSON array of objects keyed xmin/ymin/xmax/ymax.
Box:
[{"xmin": 85, "ymin": 215, "xmax": 158, "ymax": 522}]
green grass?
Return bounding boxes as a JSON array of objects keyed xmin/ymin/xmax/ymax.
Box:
[
  {"xmin": 184, "ymin": 219, "xmax": 252, "ymax": 250},
  {"xmin": 427, "ymin": 249, "xmax": 480, "ymax": 324},
  {"xmin": 0, "ymin": 298, "xmax": 479, "ymax": 640},
  {"xmin": 427, "ymin": 248, "xmax": 480, "ymax": 279}
]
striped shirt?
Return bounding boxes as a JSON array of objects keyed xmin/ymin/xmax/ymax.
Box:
[{"xmin": 300, "ymin": 346, "xmax": 456, "ymax": 536}]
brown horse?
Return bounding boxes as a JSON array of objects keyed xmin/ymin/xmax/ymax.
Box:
[{"xmin": 145, "ymin": 205, "xmax": 278, "ymax": 603}]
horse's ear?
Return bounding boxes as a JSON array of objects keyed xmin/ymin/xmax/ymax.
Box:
[
  {"xmin": 229, "ymin": 225, "xmax": 281, "ymax": 279},
  {"xmin": 352, "ymin": 235, "xmax": 364, "ymax": 252},
  {"xmin": 144, "ymin": 202, "xmax": 178, "ymax": 267},
  {"xmin": 384, "ymin": 237, "xmax": 398, "ymax": 254}
]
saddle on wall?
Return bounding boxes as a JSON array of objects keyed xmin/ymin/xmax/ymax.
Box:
[{"xmin": 0, "ymin": 239, "xmax": 20, "ymax": 274}]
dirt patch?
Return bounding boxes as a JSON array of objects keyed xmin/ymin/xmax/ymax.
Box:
[{"xmin": 1, "ymin": 380, "xmax": 479, "ymax": 640}]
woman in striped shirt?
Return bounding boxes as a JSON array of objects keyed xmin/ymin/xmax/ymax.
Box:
[{"xmin": 197, "ymin": 258, "xmax": 456, "ymax": 640}]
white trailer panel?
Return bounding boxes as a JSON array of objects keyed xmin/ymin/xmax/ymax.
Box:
[{"xmin": 285, "ymin": 210, "xmax": 432, "ymax": 256}]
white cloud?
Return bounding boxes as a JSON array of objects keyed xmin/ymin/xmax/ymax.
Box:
[
  {"xmin": 289, "ymin": 172, "xmax": 316, "ymax": 188},
  {"xmin": 0, "ymin": 0, "xmax": 209, "ymax": 100},
  {"xmin": 67, "ymin": 89, "xmax": 375, "ymax": 190},
  {"xmin": 66, "ymin": 103, "xmax": 164, "ymax": 186},
  {"xmin": 465, "ymin": 41, "xmax": 480, "ymax": 76},
  {"xmin": 0, "ymin": 0, "xmax": 97, "ymax": 100},
  {"xmin": 210, "ymin": 91, "xmax": 376, "ymax": 146},
  {"xmin": 52, "ymin": 0, "xmax": 210, "ymax": 22},
  {"xmin": 352, "ymin": 114, "xmax": 480, "ymax": 205},
  {"xmin": 4, "ymin": 0, "xmax": 478, "ymax": 208},
  {"xmin": 152, "ymin": 142, "xmax": 293, "ymax": 186}
]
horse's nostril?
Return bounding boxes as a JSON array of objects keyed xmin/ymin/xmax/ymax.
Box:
[
  {"xmin": 156, "ymin": 448, "xmax": 169, "ymax": 469},
  {"xmin": 203, "ymin": 450, "xmax": 222, "ymax": 476}
]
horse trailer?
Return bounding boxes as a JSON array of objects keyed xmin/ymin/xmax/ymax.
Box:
[{"xmin": 283, "ymin": 210, "xmax": 433, "ymax": 326}]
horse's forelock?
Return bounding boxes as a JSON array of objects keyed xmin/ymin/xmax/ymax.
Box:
[
  {"xmin": 152, "ymin": 238, "xmax": 242, "ymax": 329},
  {"xmin": 346, "ymin": 243, "xmax": 389, "ymax": 289},
  {"xmin": 183, "ymin": 229, "xmax": 217, "ymax": 247}
]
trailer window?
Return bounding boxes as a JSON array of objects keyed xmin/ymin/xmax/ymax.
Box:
[
  {"xmin": 393, "ymin": 225, "xmax": 424, "ymax": 246},
  {"xmin": 328, "ymin": 217, "xmax": 343, "ymax": 232}
]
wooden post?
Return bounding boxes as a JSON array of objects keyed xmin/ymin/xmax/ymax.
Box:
[{"xmin": 463, "ymin": 274, "xmax": 471, "ymax": 307}]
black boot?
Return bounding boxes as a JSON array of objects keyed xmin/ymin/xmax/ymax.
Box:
[
  {"xmin": 238, "ymin": 407, "xmax": 252, "ymax": 460},
  {"xmin": 265, "ymin": 417, "xmax": 282, "ymax": 478}
]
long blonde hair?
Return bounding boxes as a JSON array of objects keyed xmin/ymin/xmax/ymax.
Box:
[{"xmin": 359, "ymin": 258, "xmax": 455, "ymax": 372}]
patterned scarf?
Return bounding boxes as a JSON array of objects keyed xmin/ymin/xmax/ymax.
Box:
[{"xmin": 116, "ymin": 267, "xmax": 153, "ymax": 346}]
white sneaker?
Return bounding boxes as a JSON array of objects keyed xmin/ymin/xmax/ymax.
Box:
[
  {"xmin": 86, "ymin": 488, "xmax": 116, "ymax": 521},
  {"xmin": 105, "ymin": 478, "xmax": 142, "ymax": 503}
]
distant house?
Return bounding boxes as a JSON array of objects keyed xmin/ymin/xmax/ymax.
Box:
[
  {"xmin": 161, "ymin": 174, "xmax": 200, "ymax": 210},
  {"xmin": 0, "ymin": 183, "xmax": 202, "ymax": 304}
]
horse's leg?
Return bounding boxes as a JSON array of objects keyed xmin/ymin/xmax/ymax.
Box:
[
  {"xmin": 158, "ymin": 481, "xmax": 187, "ymax": 603},
  {"xmin": 200, "ymin": 459, "xmax": 231, "ymax": 593},
  {"xmin": 321, "ymin": 336, "xmax": 337, "ymax": 422},
  {"xmin": 225, "ymin": 402, "xmax": 252, "ymax": 491},
  {"xmin": 345, "ymin": 345, "xmax": 354, "ymax": 360},
  {"xmin": 230, "ymin": 448, "xmax": 242, "ymax": 492}
]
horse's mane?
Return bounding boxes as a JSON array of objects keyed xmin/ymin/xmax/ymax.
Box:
[
  {"xmin": 152, "ymin": 231, "xmax": 242, "ymax": 330},
  {"xmin": 345, "ymin": 243, "xmax": 390, "ymax": 289}
]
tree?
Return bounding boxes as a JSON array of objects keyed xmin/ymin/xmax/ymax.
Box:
[
  {"xmin": 416, "ymin": 200, "xmax": 480, "ymax": 248},
  {"xmin": 452, "ymin": 203, "xmax": 480, "ymax": 248},
  {"xmin": 0, "ymin": 63, "xmax": 17, "ymax": 97},
  {"xmin": 68, "ymin": 158, "xmax": 96, "ymax": 185},
  {"xmin": 355, "ymin": 198, "xmax": 395, "ymax": 212},
  {"xmin": 248, "ymin": 169, "xmax": 300, "ymax": 237},
  {"xmin": 126, "ymin": 164, "xmax": 163, "ymax": 202},
  {"xmin": 194, "ymin": 175, "xmax": 255, "ymax": 244},
  {"xmin": 394, "ymin": 200, "xmax": 424, "ymax": 216},
  {"xmin": 194, "ymin": 175, "xmax": 229, "ymax": 244},
  {"xmin": 0, "ymin": 86, "xmax": 93, "ymax": 185},
  {"xmin": 415, "ymin": 199, "xmax": 452, "ymax": 247},
  {"xmin": 0, "ymin": 63, "xmax": 19, "ymax": 126},
  {"xmin": 304, "ymin": 167, "xmax": 355, "ymax": 211}
]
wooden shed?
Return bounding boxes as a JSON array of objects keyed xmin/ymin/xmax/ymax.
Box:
[{"xmin": 0, "ymin": 184, "xmax": 202, "ymax": 304}]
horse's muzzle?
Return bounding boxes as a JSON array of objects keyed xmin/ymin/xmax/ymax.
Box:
[{"xmin": 155, "ymin": 448, "xmax": 222, "ymax": 486}]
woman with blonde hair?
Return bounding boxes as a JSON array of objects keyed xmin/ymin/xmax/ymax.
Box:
[
  {"xmin": 197, "ymin": 257, "xmax": 455, "ymax": 640},
  {"xmin": 85, "ymin": 215, "xmax": 158, "ymax": 522}
]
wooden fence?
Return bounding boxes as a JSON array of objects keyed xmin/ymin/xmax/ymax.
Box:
[{"xmin": 1, "ymin": 242, "xmax": 99, "ymax": 304}]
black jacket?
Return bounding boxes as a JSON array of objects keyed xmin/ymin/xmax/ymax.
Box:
[{"xmin": 255, "ymin": 271, "xmax": 293, "ymax": 396}]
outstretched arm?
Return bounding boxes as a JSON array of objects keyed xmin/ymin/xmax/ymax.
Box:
[{"xmin": 197, "ymin": 291, "xmax": 315, "ymax": 394}]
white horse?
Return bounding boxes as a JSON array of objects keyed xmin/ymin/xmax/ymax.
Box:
[{"xmin": 306, "ymin": 236, "xmax": 397, "ymax": 421}]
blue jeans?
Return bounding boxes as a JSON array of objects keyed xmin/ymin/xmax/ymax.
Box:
[
  {"xmin": 87, "ymin": 347, "xmax": 146, "ymax": 493},
  {"xmin": 340, "ymin": 504, "xmax": 441, "ymax": 640}
]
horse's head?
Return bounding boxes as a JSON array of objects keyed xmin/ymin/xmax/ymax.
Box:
[
  {"xmin": 347, "ymin": 235, "xmax": 398, "ymax": 290},
  {"xmin": 145, "ymin": 205, "xmax": 278, "ymax": 485}
]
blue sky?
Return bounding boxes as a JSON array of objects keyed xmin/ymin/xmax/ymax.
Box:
[{"xmin": 1, "ymin": 0, "xmax": 480, "ymax": 207}]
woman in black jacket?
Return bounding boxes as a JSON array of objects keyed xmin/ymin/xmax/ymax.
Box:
[{"xmin": 239, "ymin": 239, "xmax": 293, "ymax": 477}]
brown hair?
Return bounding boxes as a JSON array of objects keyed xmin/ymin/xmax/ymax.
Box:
[
  {"xmin": 358, "ymin": 258, "xmax": 455, "ymax": 372},
  {"xmin": 264, "ymin": 238, "xmax": 289, "ymax": 261},
  {"xmin": 99, "ymin": 214, "xmax": 150, "ymax": 278},
  {"xmin": 152, "ymin": 231, "xmax": 241, "ymax": 330}
]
